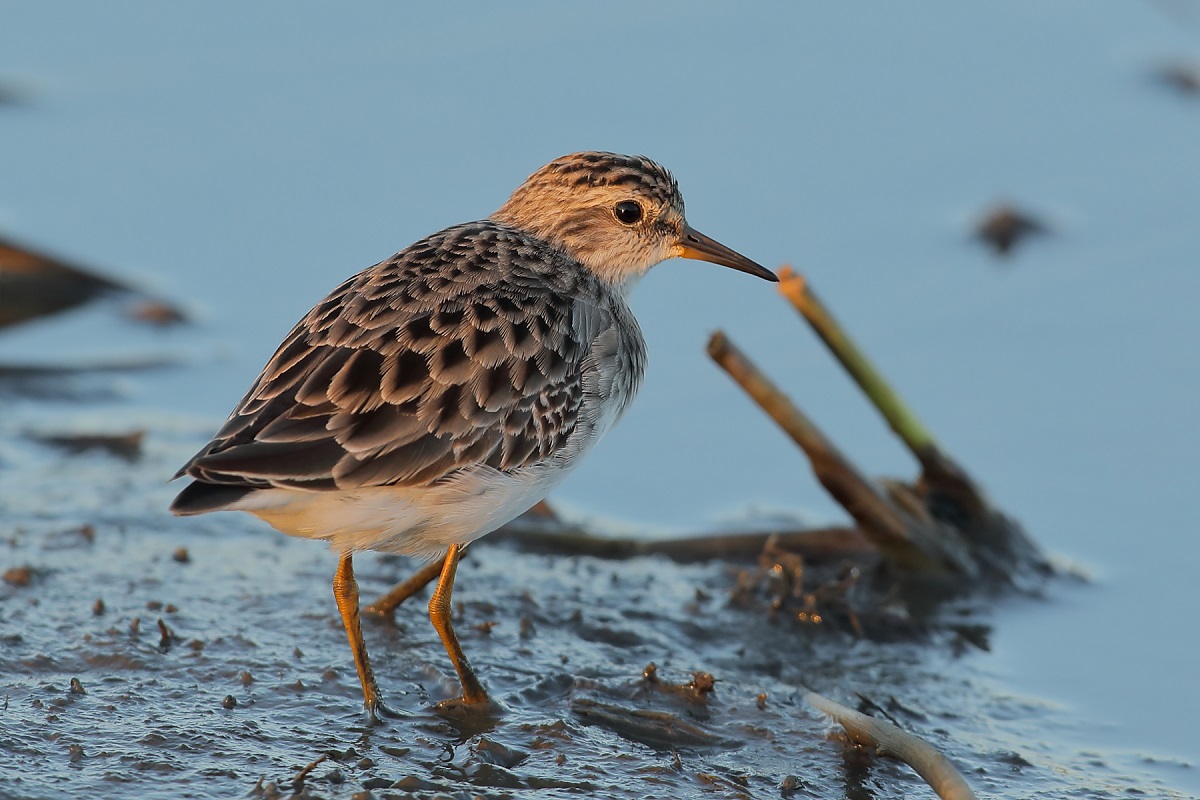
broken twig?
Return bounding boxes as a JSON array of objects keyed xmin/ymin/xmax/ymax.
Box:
[
  {"xmin": 777, "ymin": 268, "xmax": 936, "ymax": 459},
  {"xmin": 707, "ymin": 330, "xmax": 965, "ymax": 574},
  {"xmin": 806, "ymin": 691, "xmax": 977, "ymax": 800},
  {"xmin": 776, "ymin": 268, "xmax": 1045, "ymax": 579}
]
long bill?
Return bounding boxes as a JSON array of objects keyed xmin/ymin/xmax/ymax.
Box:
[{"xmin": 675, "ymin": 225, "xmax": 778, "ymax": 282}]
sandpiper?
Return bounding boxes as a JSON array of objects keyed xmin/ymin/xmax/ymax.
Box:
[{"xmin": 171, "ymin": 152, "xmax": 777, "ymax": 718}]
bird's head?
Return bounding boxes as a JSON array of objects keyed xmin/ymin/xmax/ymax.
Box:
[{"xmin": 492, "ymin": 151, "xmax": 777, "ymax": 292}]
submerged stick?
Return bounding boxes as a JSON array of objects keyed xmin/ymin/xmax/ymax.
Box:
[
  {"xmin": 806, "ymin": 691, "xmax": 977, "ymax": 800},
  {"xmin": 777, "ymin": 267, "xmax": 936, "ymax": 457},
  {"xmin": 291, "ymin": 754, "xmax": 328, "ymax": 795},
  {"xmin": 0, "ymin": 235, "xmax": 187, "ymax": 329}
]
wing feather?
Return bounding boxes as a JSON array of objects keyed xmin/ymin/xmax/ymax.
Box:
[{"xmin": 172, "ymin": 222, "xmax": 621, "ymax": 503}]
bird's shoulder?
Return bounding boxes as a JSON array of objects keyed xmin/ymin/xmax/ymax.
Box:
[
  {"xmin": 173, "ymin": 220, "xmax": 626, "ymax": 500},
  {"xmin": 306, "ymin": 220, "xmax": 609, "ymax": 347}
]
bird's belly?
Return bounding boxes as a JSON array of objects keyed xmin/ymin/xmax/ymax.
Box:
[
  {"xmin": 236, "ymin": 459, "xmax": 573, "ymax": 560},
  {"xmin": 234, "ymin": 371, "xmax": 635, "ymax": 560}
]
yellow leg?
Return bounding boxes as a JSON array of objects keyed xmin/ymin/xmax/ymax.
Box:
[
  {"xmin": 428, "ymin": 544, "xmax": 490, "ymax": 705},
  {"xmin": 365, "ymin": 555, "xmax": 447, "ymax": 618},
  {"xmin": 332, "ymin": 553, "xmax": 390, "ymax": 720}
]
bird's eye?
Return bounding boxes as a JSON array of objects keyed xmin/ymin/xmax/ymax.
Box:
[{"xmin": 613, "ymin": 200, "xmax": 643, "ymax": 225}]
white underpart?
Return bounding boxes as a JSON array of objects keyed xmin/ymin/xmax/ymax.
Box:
[
  {"xmin": 234, "ymin": 462, "xmax": 562, "ymax": 560},
  {"xmin": 232, "ymin": 349, "xmax": 633, "ymax": 561}
]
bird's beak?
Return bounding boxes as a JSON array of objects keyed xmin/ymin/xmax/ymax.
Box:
[{"xmin": 675, "ymin": 225, "xmax": 778, "ymax": 282}]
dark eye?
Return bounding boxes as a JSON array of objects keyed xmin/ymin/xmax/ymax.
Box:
[{"xmin": 613, "ymin": 200, "xmax": 643, "ymax": 225}]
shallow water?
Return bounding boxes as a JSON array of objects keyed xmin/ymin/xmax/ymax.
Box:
[{"xmin": 3, "ymin": 2, "xmax": 1199, "ymax": 797}]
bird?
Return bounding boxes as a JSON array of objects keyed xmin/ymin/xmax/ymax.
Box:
[{"xmin": 170, "ymin": 151, "xmax": 778, "ymax": 720}]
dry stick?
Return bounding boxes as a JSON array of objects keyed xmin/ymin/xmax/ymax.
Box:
[
  {"xmin": 491, "ymin": 523, "xmax": 874, "ymax": 563},
  {"xmin": 775, "ymin": 268, "xmax": 985, "ymax": 511},
  {"xmin": 361, "ymin": 527, "xmax": 871, "ymax": 618},
  {"xmin": 708, "ymin": 331, "xmax": 944, "ymax": 572},
  {"xmin": 806, "ymin": 691, "xmax": 977, "ymax": 800}
]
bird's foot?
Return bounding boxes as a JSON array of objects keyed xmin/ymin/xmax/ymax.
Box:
[
  {"xmin": 432, "ymin": 693, "xmax": 505, "ymax": 722},
  {"xmin": 432, "ymin": 694, "xmax": 505, "ymax": 738},
  {"xmin": 364, "ymin": 697, "xmax": 406, "ymax": 725}
]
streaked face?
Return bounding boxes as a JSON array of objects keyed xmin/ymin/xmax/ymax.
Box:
[{"xmin": 492, "ymin": 152, "xmax": 777, "ymax": 287}]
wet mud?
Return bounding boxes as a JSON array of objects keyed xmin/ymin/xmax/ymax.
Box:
[{"xmin": 1, "ymin": 384, "xmax": 1192, "ymax": 799}]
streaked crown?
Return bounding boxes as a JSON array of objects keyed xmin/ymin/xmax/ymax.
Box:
[{"xmin": 492, "ymin": 152, "xmax": 685, "ymax": 287}]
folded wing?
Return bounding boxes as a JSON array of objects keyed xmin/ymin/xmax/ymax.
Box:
[{"xmin": 172, "ymin": 223, "xmax": 610, "ymax": 514}]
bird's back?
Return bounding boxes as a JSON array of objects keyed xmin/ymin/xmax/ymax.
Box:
[{"xmin": 171, "ymin": 220, "xmax": 646, "ymax": 542}]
